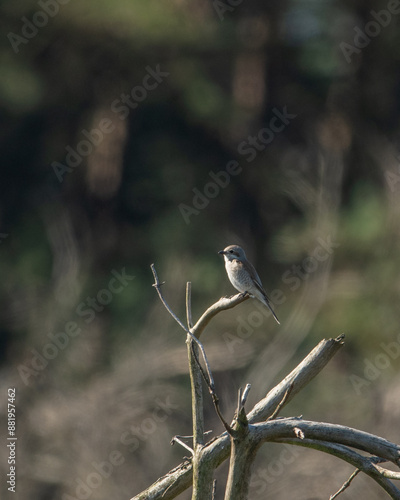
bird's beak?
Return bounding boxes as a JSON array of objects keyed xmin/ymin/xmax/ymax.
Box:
[{"xmin": 218, "ymin": 250, "xmax": 226, "ymax": 255}]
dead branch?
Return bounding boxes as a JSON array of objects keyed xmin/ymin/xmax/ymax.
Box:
[
  {"xmin": 277, "ymin": 438, "xmax": 400, "ymax": 499},
  {"xmin": 131, "ymin": 335, "xmax": 347, "ymax": 500},
  {"xmin": 247, "ymin": 334, "xmax": 345, "ymax": 423},
  {"xmin": 141, "ymin": 268, "xmax": 400, "ymax": 500},
  {"xmin": 267, "ymin": 382, "xmax": 293, "ymax": 421},
  {"xmin": 191, "ymin": 292, "xmax": 250, "ymax": 339},
  {"xmin": 330, "ymin": 469, "xmax": 360, "ymax": 499},
  {"xmin": 252, "ymin": 419, "xmax": 400, "ymax": 465},
  {"xmin": 151, "ymin": 264, "xmax": 215, "ymax": 391},
  {"xmin": 223, "ymin": 384, "xmax": 257, "ymax": 500}
]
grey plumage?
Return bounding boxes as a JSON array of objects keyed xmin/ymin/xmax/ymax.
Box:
[{"xmin": 218, "ymin": 244, "xmax": 280, "ymax": 324}]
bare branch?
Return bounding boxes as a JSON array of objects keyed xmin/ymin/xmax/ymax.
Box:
[
  {"xmin": 247, "ymin": 334, "xmax": 345, "ymax": 423},
  {"xmin": 171, "ymin": 436, "xmax": 194, "ymax": 456},
  {"xmin": 132, "ymin": 335, "xmax": 347, "ymax": 500},
  {"xmin": 252, "ymin": 419, "xmax": 400, "ymax": 465},
  {"xmin": 277, "ymin": 438, "xmax": 400, "ymax": 499},
  {"xmin": 151, "ymin": 263, "xmax": 243, "ymax": 437},
  {"xmin": 330, "ymin": 469, "xmax": 360, "ymax": 500},
  {"xmin": 172, "ymin": 432, "xmax": 212, "ymax": 440},
  {"xmin": 212, "ymin": 480, "xmax": 217, "ymax": 500},
  {"xmin": 241, "ymin": 384, "xmax": 251, "ymax": 407},
  {"xmin": 140, "ymin": 268, "xmax": 400, "ymax": 500},
  {"xmin": 151, "ymin": 264, "xmax": 188, "ymax": 332},
  {"xmin": 191, "ymin": 292, "xmax": 250, "ymax": 339},
  {"xmin": 187, "ymin": 336, "xmax": 204, "ymax": 449},
  {"xmin": 375, "ymin": 466, "xmax": 400, "ymax": 480},
  {"xmin": 267, "ymin": 382, "xmax": 293, "ymax": 421},
  {"xmin": 236, "ymin": 387, "xmax": 243, "ymax": 416},
  {"xmin": 224, "ymin": 386, "xmax": 256, "ymax": 500},
  {"xmin": 186, "ymin": 281, "xmax": 205, "ymax": 451},
  {"xmin": 211, "ymin": 392, "xmax": 232, "ymax": 435},
  {"xmin": 151, "ymin": 264, "xmax": 252, "ymax": 399},
  {"xmin": 151, "ymin": 264, "xmax": 215, "ymax": 391},
  {"xmin": 186, "ymin": 282, "xmax": 193, "ymax": 329},
  {"xmin": 187, "ymin": 338, "xmax": 232, "ymax": 437},
  {"xmin": 151, "ymin": 263, "xmax": 249, "ymax": 340},
  {"xmin": 152, "ymin": 265, "xmax": 235, "ymax": 498},
  {"xmin": 185, "ymin": 281, "xmax": 215, "ymax": 498},
  {"xmin": 131, "ymin": 461, "xmax": 193, "ymax": 500}
]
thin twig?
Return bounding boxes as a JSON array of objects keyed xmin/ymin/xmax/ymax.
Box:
[
  {"xmin": 212, "ymin": 479, "xmax": 217, "ymax": 500},
  {"xmin": 237, "ymin": 387, "xmax": 243, "ymax": 415},
  {"xmin": 173, "ymin": 431, "xmax": 213, "ymax": 441},
  {"xmin": 329, "ymin": 456, "xmax": 400, "ymax": 498},
  {"xmin": 211, "ymin": 392, "xmax": 232, "ymax": 434},
  {"xmin": 161, "ymin": 482, "xmax": 174, "ymax": 498},
  {"xmin": 187, "ymin": 338, "xmax": 231, "ymax": 433},
  {"xmin": 151, "ymin": 264, "xmax": 187, "ymax": 332},
  {"xmin": 270, "ymin": 436, "xmax": 400, "ymax": 498},
  {"xmin": 170, "ymin": 436, "xmax": 194, "ymax": 456},
  {"xmin": 241, "ymin": 384, "xmax": 251, "ymax": 407},
  {"xmin": 152, "ymin": 263, "xmax": 233, "ymax": 436},
  {"xmin": 151, "ymin": 264, "xmax": 215, "ymax": 390},
  {"xmin": 267, "ymin": 382, "xmax": 294, "ymax": 421},
  {"xmin": 330, "ymin": 469, "xmax": 360, "ymax": 499},
  {"xmin": 374, "ymin": 461, "xmax": 400, "ymax": 480},
  {"xmin": 190, "ymin": 338, "xmax": 215, "ymax": 392},
  {"xmin": 229, "ymin": 386, "xmax": 251, "ymax": 431},
  {"xmin": 186, "ymin": 282, "xmax": 193, "ymax": 329},
  {"xmin": 375, "ymin": 468, "xmax": 400, "ymax": 480},
  {"xmin": 191, "ymin": 339, "xmax": 215, "ymax": 391}
]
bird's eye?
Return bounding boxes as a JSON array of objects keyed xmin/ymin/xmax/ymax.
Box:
[{"xmin": 229, "ymin": 250, "xmax": 233, "ymax": 253}]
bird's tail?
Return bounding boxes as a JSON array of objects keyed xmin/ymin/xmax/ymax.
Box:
[{"xmin": 262, "ymin": 295, "xmax": 280, "ymax": 325}]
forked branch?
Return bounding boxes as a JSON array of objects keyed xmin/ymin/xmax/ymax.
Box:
[
  {"xmin": 151, "ymin": 264, "xmax": 215, "ymax": 390},
  {"xmin": 142, "ymin": 267, "xmax": 400, "ymax": 500},
  {"xmin": 131, "ymin": 335, "xmax": 350, "ymax": 500}
]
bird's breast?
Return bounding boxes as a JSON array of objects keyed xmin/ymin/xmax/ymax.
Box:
[{"xmin": 225, "ymin": 259, "xmax": 253, "ymax": 292}]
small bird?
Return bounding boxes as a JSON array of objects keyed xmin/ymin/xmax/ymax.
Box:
[{"xmin": 218, "ymin": 244, "xmax": 280, "ymax": 324}]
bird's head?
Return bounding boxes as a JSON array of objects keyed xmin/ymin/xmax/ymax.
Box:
[{"xmin": 218, "ymin": 245, "xmax": 246, "ymax": 262}]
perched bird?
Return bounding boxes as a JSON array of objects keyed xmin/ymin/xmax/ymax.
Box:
[{"xmin": 218, "ymin": 244, "xmax": 280, "ymax": 324}]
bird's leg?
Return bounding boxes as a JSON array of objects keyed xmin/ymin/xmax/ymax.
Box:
[{"xmin": 224, "ymin": 291, "xmax": 251, "ymax": 300}]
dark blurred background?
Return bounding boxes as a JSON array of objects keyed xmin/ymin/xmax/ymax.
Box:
[{"xmin": 1, "ymin": 0, "xmax": 400, "ymax": 499}]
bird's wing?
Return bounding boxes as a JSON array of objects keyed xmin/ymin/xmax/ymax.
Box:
[
  {"xmin": 243, "ymin": 259, "xmax": 280, "ymax": 324},
  {"xmin": 243, "ymin": 260, "xmax": 266, "ymax": 294}
]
